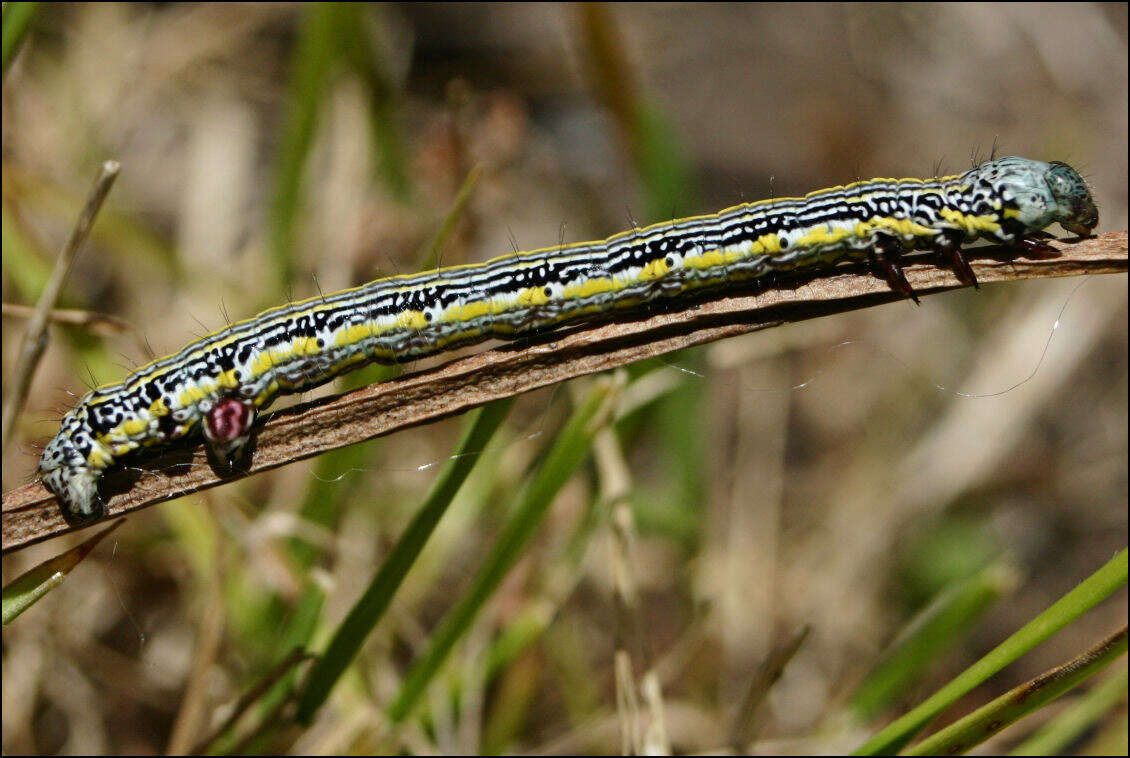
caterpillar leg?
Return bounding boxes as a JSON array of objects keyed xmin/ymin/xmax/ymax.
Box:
[
  {"xmin": 870, "ymin": 232, "xmax": 919, "ymax": 304},
  {"xmin": 1012, "ymin": 233, "xmax": 1059, "ymax": 257},
  {"xmin": 934, "ymin": 229, "xmax": 979, "ymax": 289},
  {"xmin": 202, "ymin": 397, "xmax": 257, "ymax": 470}
]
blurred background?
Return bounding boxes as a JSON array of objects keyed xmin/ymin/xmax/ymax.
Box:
[{"xmin": 2, "ymin": 4, "xmax": 1126, "ymax": 754}]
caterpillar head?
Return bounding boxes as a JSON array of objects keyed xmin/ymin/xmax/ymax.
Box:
[
  {"xmin": 1045, "ymin": 161, "xmax": 1098, "ymax": 237},
  {"xmin": 970, "ymin": 157, "xmax": 1098, "ymax": 239}
]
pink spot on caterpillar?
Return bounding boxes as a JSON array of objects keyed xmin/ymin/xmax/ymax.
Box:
[
  {"xmin": 203, "ymin": 397, "xmax": 256, "ymax": 468},
  {"xmin": 206, "ymin": 398, "xmax": 253, "ymax": 443}
]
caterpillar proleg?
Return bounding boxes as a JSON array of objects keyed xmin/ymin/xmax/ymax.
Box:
[{"xmin": 39, "ymin": 157, "xmax": 1098, "ymax": 524}]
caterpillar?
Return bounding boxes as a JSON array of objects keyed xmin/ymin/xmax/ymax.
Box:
[{"xmin": 39, "ymin": 157, "xmax": 1097, "ymax": 524}]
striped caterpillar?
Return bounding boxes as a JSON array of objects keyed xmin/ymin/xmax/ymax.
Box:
[{"xmin": 39, "ymin": 157, "xmax": 1098, "ymax": 524}]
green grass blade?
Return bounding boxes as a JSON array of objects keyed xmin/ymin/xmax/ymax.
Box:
[
  {"xmin": 848, "ymin": 560, "xmax": 1020, "ymax": 723},
  {"xmin": 295, "ymin": 398, "xmax": 516, "ymax": 724},
  {"xmin": 269, "ymin": 3, "xmax": 340, "ymax": 294},
  {"xmin": 574, "ymin": 4, "xmax": 704, "ymax": 551},
  {"xmin": 2, "ymin": 2, "xmax": 38, "ymax": 78},
  {"xmin": 332, "ymin": 4, "xmax": 411, "ymax": 200},
  {"xmin": 387, "ymin": 377, "xmax": 619, "ymax": 723},
  {"xmin": 481, "ymin": 647, "xmax": 542, "ymax": 754},
  {"xmin": 6, "ymin": 167, "xmax": 180, "ymax": 278},
  {"xmin": 193, "ymin": 648, "xmax": 312, "ymax": 755},
  {"xmin": 1082, "ymin": 708, "xmax": 1129, "ymax": 755},
  {"xmin": 483, "ymin": 600, "xmax": 556, "ymax": 685},
  {"xmin": 415, "ymin": 164, "xmax": 482, "ymax": 272},
  {"xmin": 905, "ymin": 627, "xmax": 1127, "ymax": 755},
  {"xmin": 572, "ymin": 3, "xmax": 695, "ymax": 221},
  {"xmin": 287, "ymin": 365, "xmax": 396, "ymax": 572},
  {"xmin": 2, "ymin": 202, "xmax": 53, "ymax": 301},
  {"xmin": 854, "ymin": 548, "xmax": 1128, "ymax": 755},
  {"xmin": 2, "ymin": 520, "xmax": 123, "ymax": 624},
  {"xmin": 630, "ymin": 99, "xmax": 697, "ymax": 224},
  {"xmin": 290, "ymin": 146, "xmax": 486, "ymax": 724},
  {"xmin": 287, "ymin": 145, "xmax": 478, "ymax": 586},
  {"xmin": 1008, "ymin": 663, "xmax": 1128, "ymax": 756},
  {"xmin": 2, "ymin": 202, "xmax": 138, "ymax": 422}
]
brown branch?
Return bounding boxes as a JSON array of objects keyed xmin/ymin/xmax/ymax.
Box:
[
  {"xmin": 1, "ymin": 303, "xmax": 151, "ymax": 359},
  {"xmin": 3, "ymin": 231, "xmax": 1126, "ymax": 553}
]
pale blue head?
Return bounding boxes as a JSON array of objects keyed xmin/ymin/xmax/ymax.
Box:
[{"xmin": 967, "ymin": 157, "xmax": 1097, "ymax": 237}]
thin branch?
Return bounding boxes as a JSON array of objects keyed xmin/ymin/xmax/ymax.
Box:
[
  {"xmin": 189, "ymin": 647, "xmax": 312, "ymax": 755},
  {"xmin": 1, "ymin": 160, "xmax": 120, "ymax": 451},
  {"xmin": 1, "ymin": 302, "xmax": 149, "ymax": 359},
  {"xmin": 3, "ymin": 232, "xmax": 1126, "ymax": 552},
  {"xmin": 728, "ymin": 624, "xmax": 812, "ymax": 751},
  {"xmin": 1, "ymin": 302, "xmax": 138, "ymax": 336}
]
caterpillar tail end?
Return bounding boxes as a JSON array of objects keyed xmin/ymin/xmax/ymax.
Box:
[{"xmin": 41, "ymin": 465, "xmax": 106, "ymax": 525}]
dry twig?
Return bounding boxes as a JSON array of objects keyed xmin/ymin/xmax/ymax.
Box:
[
  {"xmin": 2, "ymin": 231, "xmax": 1126, "ymax": 552},
  {"xmin": 1, "ymin": 161, "xmax": 120, "ymax": 450}
]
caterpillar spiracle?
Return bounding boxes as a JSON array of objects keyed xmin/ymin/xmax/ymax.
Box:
[{"xmin": 39, "ymin": 157, "xmax": 1098, "ymax": 524}]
